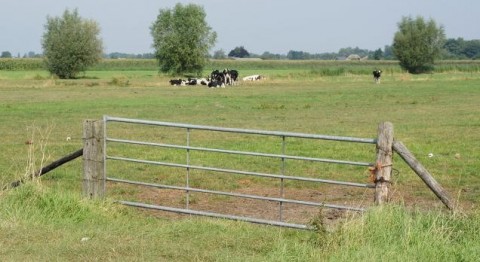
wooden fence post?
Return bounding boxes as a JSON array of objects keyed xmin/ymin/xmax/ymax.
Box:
[
  {"xmin": 83, "ymin": 119, "xmax": 105, "ymax": 199},
  {"xmin": 374, "ymin": 122, "xmax": 394, "ymax": 205}
]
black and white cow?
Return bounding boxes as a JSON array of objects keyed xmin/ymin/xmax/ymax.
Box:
[
  {"xmin": 227, "ymin": 69, "xmax": 239, "ymax": 85},
  {"xmin": 198, "ymin": 78, "xmax": 209, "ymax": 85},
  {"xmin": 169, "ymin": 79, "xmax": 186, "ymax": 86},
  {"xmin": 171, "ymin": 77, "xmax": 210, "ymax": 86},
  {"xmin": 210, "ymin": 70, "xmax": 224, "ymax": 83},
  {"xmin": 210, "ymin": 69, "xmax": 239, "ymax": 86},
  {"xmin": 373, "ymin": 70, "xmax": 382, "ymax": 84},
  {"xmin": 208, "ymin": 79, "xmax": 225, "ymax": 88},
  {"xmin": 222, "ymin": 69, "xmax": 232, "ymax": 85},
  {"xmin": 186, "ymin": 78, "xmax": 198, "ymax": 85}
]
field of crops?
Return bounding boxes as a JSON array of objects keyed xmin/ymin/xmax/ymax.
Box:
[
  {"xmin": 2, "ymin": 57, "xmax": 480, "ymax": 74},
  {"xmin": 1, "ymin": 59, "xmax": 479, "ymax": 260}
]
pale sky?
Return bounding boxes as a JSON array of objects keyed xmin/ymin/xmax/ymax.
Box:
[{"xmin": 1, "ymin": 0, "xmax": 479, "ymax": 56}]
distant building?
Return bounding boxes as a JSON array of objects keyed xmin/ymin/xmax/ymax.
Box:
[
  {"xmin": 228, "ymin": 57, "xmax": 263, "ymax": 61},
  {"xmin": 346, "ymin": 54, "xmax": 361, "ymax": 61}
]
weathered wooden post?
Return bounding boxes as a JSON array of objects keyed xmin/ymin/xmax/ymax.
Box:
[
  {"xmin": 83, "ymin": 119, "xmax": 105, "ymax": 199},
  {"xmin": 374, "ymin": 122, "xmax": 394, "ymax": 205}
]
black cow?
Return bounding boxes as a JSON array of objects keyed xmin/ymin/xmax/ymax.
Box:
[{"xmin": 373, "ymin": 70, "xmax": 382, "ymax": 84}]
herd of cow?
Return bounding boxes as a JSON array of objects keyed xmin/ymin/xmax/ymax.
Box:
[
  {"xmin": 170, "ymin": 69, "xmax": 239, "ymax": 88},
  {"xmin": 169, "ymin": 68, "xmax": 383, "ymax": 87}
]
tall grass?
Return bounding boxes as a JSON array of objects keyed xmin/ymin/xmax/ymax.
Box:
[
  {"xmin": 1, "ymin": 183, "xmax": 478, "ymax": 261},
  {"xmin": 0, "ymin": 183, "xmax": 321, "ymax": 261},
  {"xmin": 322, "ymin": 205, "xmax": 480, "ymax": 261}
]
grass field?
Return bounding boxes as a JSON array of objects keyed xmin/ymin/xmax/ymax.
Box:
[{"xmin": 1, "ymin": 60, "xmax": 480, "ymax": 260}]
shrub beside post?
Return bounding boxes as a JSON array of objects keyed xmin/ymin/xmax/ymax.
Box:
[{"xmin": 83, "ymin": 119, "xmax": 105, "ymax": 198}]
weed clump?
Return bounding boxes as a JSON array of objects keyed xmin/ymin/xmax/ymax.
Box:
[{"xmin": 109, "ymin": 77, "xmax": 130, "ymax": 87}]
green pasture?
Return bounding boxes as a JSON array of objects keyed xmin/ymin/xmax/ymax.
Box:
[{"xmin": 1, "ymin": 61, "xmax": 480, "ymax": 260}]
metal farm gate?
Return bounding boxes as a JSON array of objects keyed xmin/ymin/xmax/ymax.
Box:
[{"xmin": 89, "ymin": 116, "xmax": 385, "ymax": 230}]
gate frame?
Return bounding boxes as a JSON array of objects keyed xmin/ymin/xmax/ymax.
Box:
[{"xmin": 82, "ymin": 116, "xmax": 454, "ymax": 229}]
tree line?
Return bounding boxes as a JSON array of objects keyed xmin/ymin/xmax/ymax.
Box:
[
  {"xmin": 4, "ymin": 38, "xmax": 478, "ymax": 61},
  {"xmin": 15, "ymin": 3, "xmax": 479, "ymax": 78},
  {"xmin": 213, "ymin": 40, "xmax": 480, "ymax": 61}
]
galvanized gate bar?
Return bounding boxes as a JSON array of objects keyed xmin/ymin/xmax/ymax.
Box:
[
  {"xmin": 280, "ymin": 135, "xmax": 286, "ymax": 221},
  {"xmin": 107, "ymin": 177, "xmax": 366, "ymax": 212},
  {"xmin": 186, "ymin": 128, "xmax": 191, "ymax": 209},
  {"xmin": 107, "ymin": 155, "xmax": 375, "ymax": 188},
  {"xmin": 117, "ymin": 200, "xmax": 310, "ymax": 230},
  {"xmin": 103, "ymin": 115, "xmax": 377, "ymax": 229},
  {"xmin": 104, "ymin": 116, "xmax": 377, "ymax": 144},
  {"xmin": 105, "ymin": 138, "xmax": 373, "ymax": 167}
]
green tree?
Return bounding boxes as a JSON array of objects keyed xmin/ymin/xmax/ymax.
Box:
[
  {"xmin": 213, "ymin": 49, "xmax": 226, "ymax": 59},
  {"xmin": 383, "ymin": 45, "xmax": 395, "ymax": 60},
  {"xmin": 228, "ymin": 46, "xmax": 250, "ymax": 58},
  {"xmin": 1, "ymin": 51, "xmax": 12, "ymax": 58},
  {"xmin": 42, "ymin": 9, "xmax": 103, "ymax": 79},
  {"xmin": 373, "ymin": 48, "xmax": 383, "ymax": 60},
  {"xmin": 444, "ymin": 38, "xmax": 466, "ymax": 58},
  {"xmin": 261, "ymin": 51, "xmax": 284, "ymax": 60},
  {"xmin": 463, "ymin": 40, "xmax": 480, "ymax": 59},
  {"xmin": 393, "ymin": 16, "xmax": 445, "ymax": 74},
  {"xmin": 150, "ymin": 3, "xmax": 216, "ymax": 75},
  {"xmin": 443, "ymin": 38, "xmax": 480, "ymax": 59},
  {"xmin": 287, "ymin": 50, "xmax": 310, "ymax": 60}
]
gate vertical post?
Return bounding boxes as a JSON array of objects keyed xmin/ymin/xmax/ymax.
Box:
[
  {"xmin": 374, "ymin": 122, "xmax": 394, "ymax": 205},
  {"xmin": 83, "ymin": 119, "xmax": 106, "ymax": 199}
]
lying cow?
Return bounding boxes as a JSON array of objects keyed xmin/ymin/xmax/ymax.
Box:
[
  {"xmin": 169, "ymin": 79, "xmax": 186, "ymax": 86},
  {"xmin": 186, "ymin": 78, "xmax": 198, "ymax": 85},
  {"xmin": 210, "ymin": 70, "xmax": 224, "ymax": 83},
  {"xmin": 198, "ymin": 78, "xmax": 209, "ymax": 85},
  {"xmin": 242, "ymin": 75, "xmax": 262, "ymax": 81},
  {"xmin": 373, "ymin": 70, "xmax": 382, "ymax": 84},
  {"xmin": 208, "ymin": 79, "xmax": 225, "ymax": 88},
  {"xmin": 189, "ymin": 78, "xmax": 210, "ymax": 86}
]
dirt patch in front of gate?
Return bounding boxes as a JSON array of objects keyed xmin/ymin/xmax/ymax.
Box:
[
  {"xmin": 111, "ymin": 182, "xmax": 377, "ymax": 229},
  {"xmin": 109, "ymin": 180, "xmax": 460, "ymax": 230}
]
